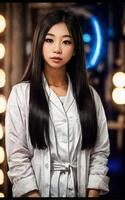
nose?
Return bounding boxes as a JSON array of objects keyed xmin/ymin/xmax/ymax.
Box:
[{"xmin": 53, "ymin": 42, "xmax": 62, "ymax": 54}]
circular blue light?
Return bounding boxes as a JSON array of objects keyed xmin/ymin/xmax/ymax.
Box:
[
  {"xmin": 85, "ymin": 16, "xmax": 102, "ymax": 69},
  {"xmin": 83, "ymin": 33, "xmax": 91, "ymax": 43}
]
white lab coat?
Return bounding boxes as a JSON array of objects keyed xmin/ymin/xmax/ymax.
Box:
[{"xmin": 5, "ymin": 75, "xmax": 110, "ymax": 197}]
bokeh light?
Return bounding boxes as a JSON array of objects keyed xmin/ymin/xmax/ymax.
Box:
[
  {"xmin": 0, "ymin": 15, "xmax": 6, "ymax": 33},
  {"xmin": 0, "ymin": 192, "xmax": 4, "ymax": 197},
  {"xmin": 112, "ymin": 88, "xmax": 125, "ymax": 104},
  {"xmin": 0, "ymin": 95, "xmax": 6, "ymax": 113},
  {"xmin": 0, "ymin": 43, "xmax": 5, "ymax": 59},
  {"xmin": 0, "ymin": 147, "xmax": 5, "ymax": 164},
  {"xmin": 0, "ymin": 169, "xmax": 4, "ymax": 185},
  {"xmin": 112, "ymin": 72, "xmax": 125, "ymax": 87},
  {"xmin": 0, "ymin": 124, "xmax": 4, "ymax": 140},
  {"xmin": 0, "ymin": 69, "xmax": 6, "ymax": 88}
]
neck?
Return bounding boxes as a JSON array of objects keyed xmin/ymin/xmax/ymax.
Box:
[{"xmin": 43, "ymin": 67, "xmax": 68, "ymax": 87}]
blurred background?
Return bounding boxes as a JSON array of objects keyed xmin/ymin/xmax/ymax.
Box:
[{"xmin": 0, "ymin": 2, "xmax": 125, "ymax": 198}]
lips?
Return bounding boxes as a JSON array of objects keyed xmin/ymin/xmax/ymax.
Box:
[
  {"xmin": 50, "ymin": 57, "xmax": 62, "ymax": 60},
  {"xmin": 50, "ymin": 57, "xmax": 63, "ymax": 63}
]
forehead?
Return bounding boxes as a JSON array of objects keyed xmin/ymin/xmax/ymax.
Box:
[{"xmin": 47, "ymin": 22, "xmax": 71, "ymax": 36}]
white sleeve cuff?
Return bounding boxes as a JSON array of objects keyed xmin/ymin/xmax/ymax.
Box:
[
  {"xmin": 87, "ymin": 174, "xmax": 110, "ymax": 195},
  {"xmin": 12, "ymin": 175, "xmax": 39, "ymax": 197}
]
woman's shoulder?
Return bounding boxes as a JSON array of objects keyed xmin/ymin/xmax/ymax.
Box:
[
  {"xmin": 12, "ymin": 81, "xmax": 30, "ymax": 90},
  {"xmin": 8, "ymin": 81, "xmax": 30, "ymax": 105},
  {"xmin": 11, "ymin": 81, "xmax": 30, "ymax": 95}
]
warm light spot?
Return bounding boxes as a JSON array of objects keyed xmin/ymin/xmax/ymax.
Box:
[
  {"xmin": 0, "ymin": 169, "xmax": 4, "ymax": 185},
  {"xmin": 0, "ymin": 95, "xmax": 6, "ymax": 113},
  {"xmin": 0, "ymin": 69, "xmax": 6, "ymax": 88},
  {"xmin": 0, "ymin": 43, "xmax": 5, "ymax": 59},
  {"xmin": 0, "ymin": 15, "xmax": 6, "ymax": 33},
  {"xmin": 112, "ymin": 72, "xmax": 125, "ymax": 87},
  {"xmin": 0, "ymin": 124, "xmax": 4, "ymax": 140},
  {"xmin": 112, "ymin": 88, "xmax": 125, "ymax": 104},
  {"xmin": 0, "ymin": 147, "xmax": 5, "ymax": 164},
  {"xmin": 0, "ymin": 192, "xmax": 4, "ymax": 197}
]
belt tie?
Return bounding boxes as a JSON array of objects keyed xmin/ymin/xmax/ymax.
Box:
[{"xmin": 51, "ymin": 161, "xmax": 77, "ymax": 197}]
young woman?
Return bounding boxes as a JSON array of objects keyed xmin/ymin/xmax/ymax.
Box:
[{"xmin": 5, "ymin": 9, "xmax": 110, "ymax": 197}]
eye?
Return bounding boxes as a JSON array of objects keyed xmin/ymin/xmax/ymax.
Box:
[
  {"xmin": 63, "ymin": 40, "xmax": 72, "ymax": 45},
  {"xmin": 44, "ymin": 38, "xmax": 53, "ymax": 43}
]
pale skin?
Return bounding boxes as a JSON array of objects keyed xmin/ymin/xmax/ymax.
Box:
[{"xmin": 25, "ymin": 22, "xmax": 100, "ymax": 197}]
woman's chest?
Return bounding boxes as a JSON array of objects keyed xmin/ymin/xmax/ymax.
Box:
[{"xmin": 49, "ymin": 85, "xmax": 68, "ymax": 96}]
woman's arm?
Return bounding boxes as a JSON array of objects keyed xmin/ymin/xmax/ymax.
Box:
[
  {"xmin": 5, "ymin": 85, "xmax": 39, "ymax": 197},
  {"xmin": 87, "ymin": 87, "xmax": 110, "ymax": 196},
  {"xmin": 22, "ymin": 190, "xmax": 41, "ymax": 197},
  {"xmin": 87, "ymin": 189, "xmax": 100, "ymax": 197}
]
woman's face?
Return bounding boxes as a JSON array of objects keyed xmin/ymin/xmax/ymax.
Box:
[{"xmin": 42, "ymin": 22, "xmax": 74, "ymax": 70}]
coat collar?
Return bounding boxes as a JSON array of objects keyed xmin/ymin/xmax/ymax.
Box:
[{"xmin": 42, "ymin": 73, "xmax": 75, "ymax": 115}]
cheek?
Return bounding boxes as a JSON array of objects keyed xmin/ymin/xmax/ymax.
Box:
[{"xmin": 64, "ymin": 46, "xmax": 74, "ymax": 57}]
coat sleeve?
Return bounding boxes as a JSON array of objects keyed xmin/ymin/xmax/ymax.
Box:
[
  {"xmin": 5, "ymin": 85, "xmax": 39, "ymax": 197},
  {"xmin": 87, "ymin": 87, "xmax": 110, "ymax": 195}
]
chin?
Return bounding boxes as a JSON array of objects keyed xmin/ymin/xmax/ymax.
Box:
[
  {"xmin": 51, "ymin": 66, "xmax": 65, "ymax": 70},
  {"xmin": 49, "ymin": 63, "xmax": 65, "ymax": 69}
]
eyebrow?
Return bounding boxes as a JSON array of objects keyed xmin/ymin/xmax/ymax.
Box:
[{"xmin": 46, "ymin": 33, "xmax": 73, "ymax": 38}]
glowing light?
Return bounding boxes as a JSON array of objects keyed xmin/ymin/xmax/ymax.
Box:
[
  {"xmin": 0, "ymin": 69, "xmax": 6, "ymax": 88},
  {"xmin": 112, "ymin": 72, "xmax": 125, "ymax": 87},
  {"xmin": 0, "ymin": 193, "xmax": 4, "ymax": 197},
  {"xmin": 112, "ymin": 88, "xmax": 125, "ymax": 104},
  {"xmin": 83, "ymin": 33, "xmax": 91, "ymax": 43},
  {"xmin": 0, "ymin": 169, "xmax": 4, "ymax": 185},
  {"xmin": 0, "ymin": 43, "xmax": 5, "ymax": 59},
  {"xmin": 0, "ymin": 124, "xmax": 4, "ymax": 140},
  {"xmin": 0, "ymin": 147, "xmax": 5, "ymax": 164},
  {"xmin": 0, "ymin": 15, "xmax": 6, "ymax": 33},
  {"xmin": 0, "ymin": 95, "xmax": 6, "ymax": 113},
  {"xmin": 89, "ymin": 16, "xmax": 101, "ymax": 67}
]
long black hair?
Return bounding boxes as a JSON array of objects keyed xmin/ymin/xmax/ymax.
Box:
[{"xmin": 21, "ymin": 9, "xmax": 97, "ymax": 150}]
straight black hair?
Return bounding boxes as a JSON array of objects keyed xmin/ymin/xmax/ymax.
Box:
[{"xmin": 21, "ymin": 8, "xmax": 97, "ymax": 150}]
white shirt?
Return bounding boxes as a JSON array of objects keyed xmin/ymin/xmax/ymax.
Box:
[
  {"xmin": 47, "ymin": 81, "xmax": 80, "ymax": 197},
  {"xmin": 5, "ymin": 74, "xmax": 110, "ymax": 197}
]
